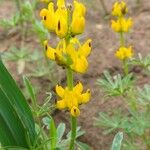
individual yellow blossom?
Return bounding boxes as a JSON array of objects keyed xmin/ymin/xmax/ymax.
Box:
[
  {"xmin": 115, "ymin": 46, "xmax": 133, "ymax": 60},
  {"xmin": 55, "ymin": 3, "xmax": 68, "ymax": 38},
  {"xmin": 40, "ymin": 0, "xmax": 86, "ymax": 37},
  {"xmin": 68, "ymin": 38, "xmax": 92, "ymax": 73},
  {"xmin": 71, "ymin": 17, "xmax": 85, "ymax": 35},
  {"xmin": 56, "ymin": 82, "xmax": 91, "ymax": 117},
  {"xmin": 44, "ymin": 38, "xmax": 92, "ymax": 73},
  {"xmin": 112, "ymin": 1, "xmax": 128, "ymax": 17},
  {"xmin": 111, "ymin": 17, "xmax": 133, "ymax": 33},
  {"xmin": 44, "ymin": 40, "xmax": 66, "ymax": 66},
  {"xmin": 40, "ymin": 1, "xmax": 68, "ymax": 38},
  {"xmin": 71, "ymin": 0, "xmax": 86, "ymax": 35},
  {"xmin": 40, "ymin": 3, "xmax": 55, "ymax": 31}
]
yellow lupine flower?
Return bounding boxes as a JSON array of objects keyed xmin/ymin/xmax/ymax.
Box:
[
  {"xmin": 71, "ymin": 106, "xmax": 80, "ymax": 117},
  {"xmin": 78, "ymin": 39, "xmax": 92, "ymax": 57},
  {"xmin": 44, "ymin": 40, "xmax": 66, "ymax": 65},
  {"xmin": 44, "ymin": 40, "xmax": 56, "ymax": 60},
  {"xmin": 40, "ymin": 3, "xmax": 55, "ymax": 31},
  {"xmin": 112, "ymin": 1, "xmax": 128, "ymax": 17},
  {"xmin": 55, "ymin": 15, "xmax": 68, "ymax": 38},
  {"xmin": 111, "ymin": 17, "xmax": 133, "ymax": 33},
  {"xmin": 67, "ymin": 38, "xmax": 92, "ymax": 73},
  {"xmin": 44, "ymin": 38, "xmax": 92, "ymax": 73},
  {"xmin": 56, "ymin": 82, "xmax": 91, "ymax": 117},
  {"xmin": 71, "ymin": 17, "xmax": 85, "ymax": 35},
  {"xmin": 71, "ymin": 0, "xmax": 86, "ymax": 35},
  {"xmin": 40, "ymin": 0, "xmax": 87, "ymax": 37},
  {"xmin": 115, "ymin": 46, "xmax": 133, "ymax": 60},
  {"xmin": 40, "ymin": 1, "xmax": 68, "ymax": 38}
]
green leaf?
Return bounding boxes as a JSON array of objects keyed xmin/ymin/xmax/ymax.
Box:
[
  {"xmin": 111, "ymin": 132, "xmax": 123, "ymax": 150},
  {"xmin": 50, "ymin": 118, "xmax": 57, "ymax": 149},
  {"xmin": 23, "ymin": 76, "xmax": 36, "ymax": 110},
  {"xmin": 67, "ymin": 126, "xmax": 85, "ymax": 139},
  {"xmin": 57, "ymin": 123, "xmax": 66, "ymax": 143},
  {"xmin": 0, "ymin": 60, "xmax": 36, "ymax": 147},
  {"xmin": 97, "ymin": 71, "xmax": 134, "ymax": 97},
  {"xmin": 42, "ymin": 117, "xmax": 51, "ymax": 129}
]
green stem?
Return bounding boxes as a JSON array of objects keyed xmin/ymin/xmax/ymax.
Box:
[
  {"xmin": 120, "ymin": 32, "xmax": 129, "ymax": 75},
  {"xmin": 66, "ymin": 67, "xmax": 77, "ymax": 150},
  {"xmin": 120, "ymin": 32, "xmax": 125, "ymax": 47},
  {"xmin": 66, "ymin": 68, "xmax": 73, "ymax": 90},
  {"xmin": 37, "ymin": 117, "xmax": 47, "ymax": 150},
  {"xmin": 123, "ymin": 59, "xmax": 129, "ymax": 75},
  {"xmin": 69, "ymin": 116, "xmax": 77, "ymax": 150}
]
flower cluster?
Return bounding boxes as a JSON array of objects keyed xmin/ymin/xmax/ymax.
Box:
[
  {"xmin": 111, "ymin": 1, "xmax": 133, "ymax": 61},
  {"xmin": 40, "ymin": 0, "xmax": 86, "ymax": 38},
  {"xmin": 44, "ymin": 38, "xmax": 91, "ymax": 73},
  {"xmin": 56, "ymin": 82, "xmax": 91, "ymax": 117},
  {"xmin": 111, "ymin": 1, "xmax": 133, "ymax": 33},
  {"xmin": 40, "ymin": 0, "xmax": 91, "ymax": 117},
  {"xmin": 115, "ymin": 46, "xmax": 133, "ymax": 60}
]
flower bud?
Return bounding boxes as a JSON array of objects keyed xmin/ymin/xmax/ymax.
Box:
[{"xmin": 71, "ymin": 106, "xmax": 80, "ymax": 117}]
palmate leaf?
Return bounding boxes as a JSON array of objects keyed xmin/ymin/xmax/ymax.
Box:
[
  {"xmin": 97, "ymin": 71, "xmax": 134, "ymax": 97},
  {"xmin": 0, "ymin": 60, "xmax": 36, "ymax": 148}
]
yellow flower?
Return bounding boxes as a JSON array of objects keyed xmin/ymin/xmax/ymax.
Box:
[
  {"xmin": 115, "ymin": 46, "xmax": 133, "ymax": 60},
  {"xmin": 55, "ymin": 10, "xmax": 68, "ymax": 38},
  {"xmin": 67, "ymin": 38, "xmax": 92, "ymax": 73},
  {"xmin": 44, "ymin": 38, "xmax": 92, "ymax": 73},
  {"xmin": 40, "ymin": 0, "xmax": 87, "ymax": 37},
  {"xmin": 71, "ymin": 0, "xmax": 86, "ymax": 35},
  {"xmin": 111, "ymin": 17, "xmax": 133, "ymax": 33},
  {"xmin": 56, "ymin": 82, "xmax": 91, "ymax": 117},
  {"xmin": 40, "ymin": 3, "xmax": 55, "ymax": 31},
  {"xmin": 44, "ymin": 40, "xmax": 66, "ymax": 65},
  {"xmin": 112, "ymin": 1, "xmax": 128, "ymax": 17},
  {"xmin": 40, "ymin": 1, "xmax": 68, "ymax": 38}
]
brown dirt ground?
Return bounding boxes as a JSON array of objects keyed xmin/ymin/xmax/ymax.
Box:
[{"xmin": 0, "ymin": 0, "xmax": 150, "ymax": 150}]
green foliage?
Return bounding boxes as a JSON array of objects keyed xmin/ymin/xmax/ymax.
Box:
[
  {"xmin": 2, "ymin": 46, "xmax": 30, "ymax": 62},
  {"xmin": 2, "ymin": 46, "xmax": 31, "ymax": 74},
  {"xmin": 95, "ymin": 111, "xmax": 129, "ymax": 134},
  {"xmin": 42, "ymin": 116, "xmax": 90, "ymax": 150},
  {"xmin": 131, "ymin": 53, "xmax": 150, "ymax": 69},
  {"xmin": 96, "ymin": 66, "xmax": 150, "ymax": 149},
  {"xmin": 0, "ymin": 12, "xmax": 20, "ymax": 29},
  {"xmin": 97, "ymin": 71, "xmax": 134, "ymax": 97},
  {"xmin": 111, "ymin": 132, "xmax": 123, "ymax": 150},
  {"xmin": 23, "ymin": 76, "xmax": 54, "ymax": 117},
  {"xmin": 137, "ymin": 84, "xmax": 150, "ymax": 105},
  {"xmin": 33, "ymin": 20, "xmax": 49, "ymax": 42},
  {"xmin": 0, "ymin": 60, "xmax": 36, "ymax": 148}
]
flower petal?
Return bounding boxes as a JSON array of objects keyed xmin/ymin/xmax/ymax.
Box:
[
  {"xmin": 56, "ymin": 99, "xmax": 66, "ymax": 109},
  {"xmin": 56, "ymin": 85, "xmax": 65, "ymax": 98}
]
